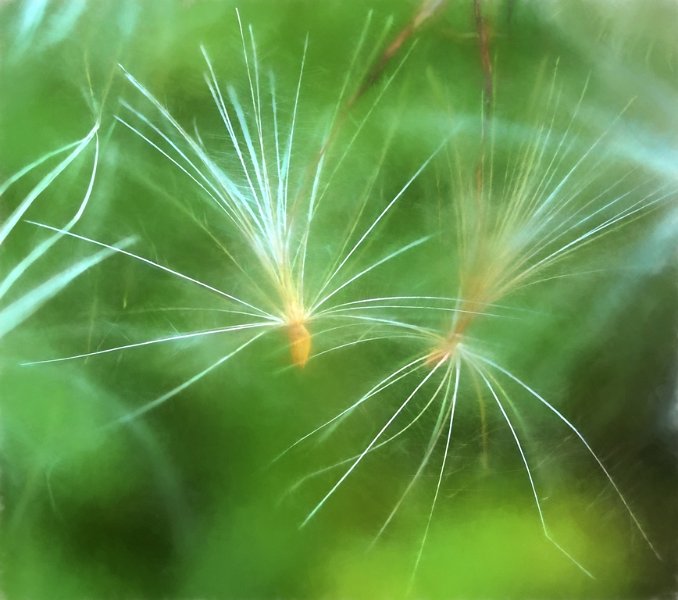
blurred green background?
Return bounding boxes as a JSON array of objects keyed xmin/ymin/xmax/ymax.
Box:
[{"xmin": 1, "ymin": 1, "xmax": 677, "ymax": 598}]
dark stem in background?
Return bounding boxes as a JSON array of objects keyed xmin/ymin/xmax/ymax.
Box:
[
  {"xmin": 472, "ymin": 0, "xmax": 494, "ymax": 249},
  {"xmin": 294, "ymin": 1, "xmax": 448, "ymax": 225},
  {"xmin": 473, "ymin": 0, "xmax": 494, "ymax": 120},
  {"xmin": 317, "ymin": 0, "xmax": 449, "ymax": 164},
  {"xmin": 348, "ymin": 0, "xmax": 448, "ymax": 109}
]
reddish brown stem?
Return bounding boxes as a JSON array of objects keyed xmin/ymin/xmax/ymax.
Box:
[
  {"xmin": 348, "ymin": 0, "xmax": 448, "ymax": 109},
  {"xmin": 473, "ymin": 0, "xmax": 494, "ymax": 119}
]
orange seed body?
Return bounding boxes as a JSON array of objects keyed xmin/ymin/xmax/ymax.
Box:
[{"xmin": 287, "ymin": 321, "xmax": 311, "ymax": 368}]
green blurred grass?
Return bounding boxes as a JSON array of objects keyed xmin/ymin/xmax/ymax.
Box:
[{"xmin": 1, "ymin": 1, "xmax": 677, "ymax": 598}]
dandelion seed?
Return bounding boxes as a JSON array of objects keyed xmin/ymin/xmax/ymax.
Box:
[
  {"xmin": 283, "ymin": 69, "xmax": 675, "ymax": 580},
  {"xmin": 27, "ymin": 12, "xmax": 439, "ymax": 423}
]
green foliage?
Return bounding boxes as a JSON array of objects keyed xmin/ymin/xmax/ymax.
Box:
[{"xmin": 1, "ymin": 1, "xmax": 676, "ymax": 598}]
